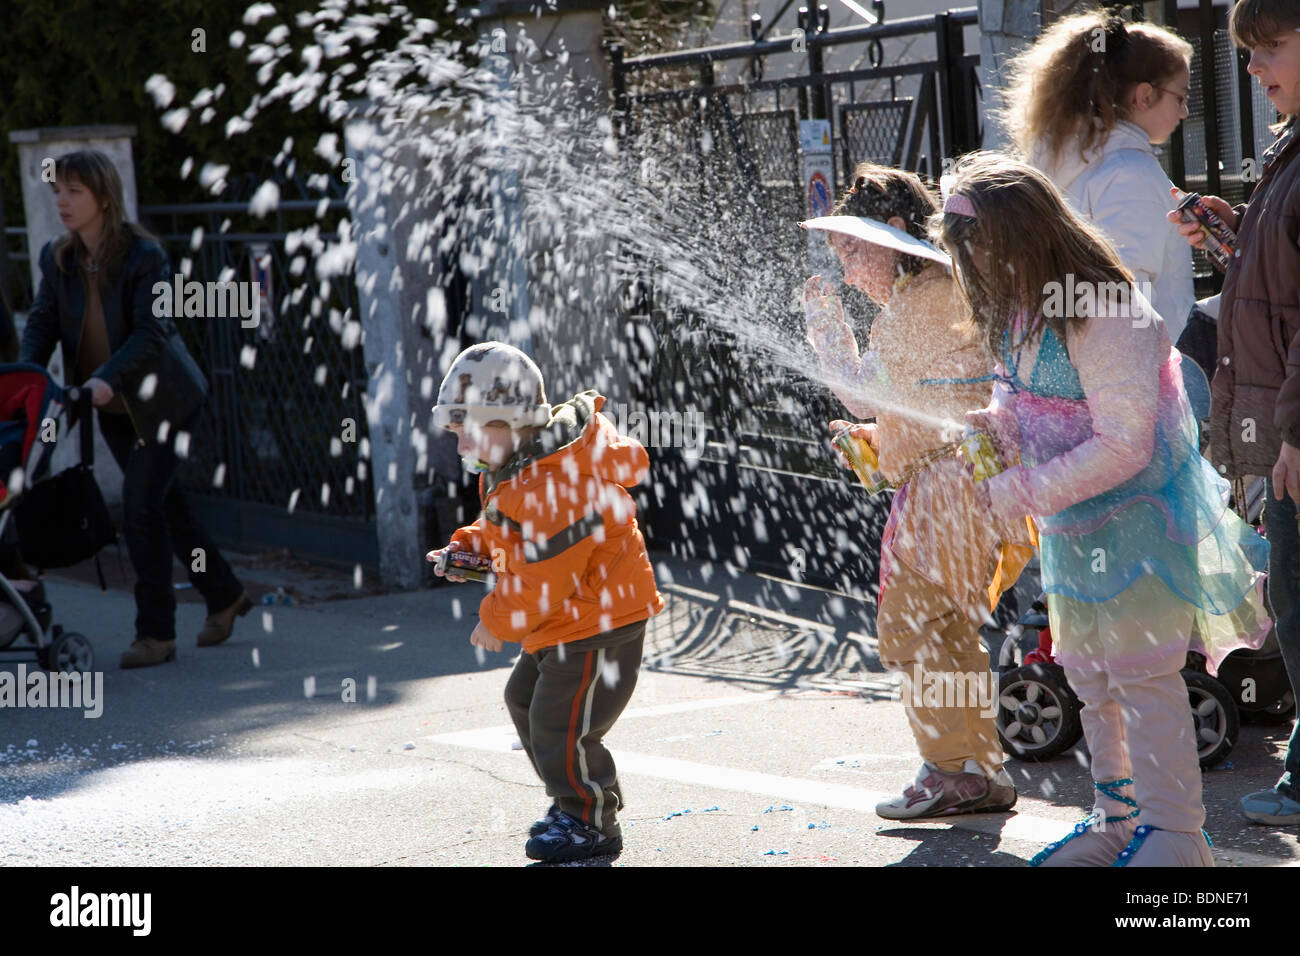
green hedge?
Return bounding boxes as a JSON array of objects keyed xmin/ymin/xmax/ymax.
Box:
[
  {"xmin": 0, "ymin": 0, "xmax": 710, "ymax": 307},
  {"xmin": 0, "ymin": 1, "xmax": 468, "ymax": 246}
]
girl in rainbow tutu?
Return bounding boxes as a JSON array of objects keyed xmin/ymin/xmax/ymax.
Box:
[{"xmin": 937, "ymin": 153, "xmax": 1271, "ymax": 866}]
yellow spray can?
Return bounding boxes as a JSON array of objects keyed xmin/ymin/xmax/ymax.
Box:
[
  {"xmin": 832, "ymin": 425, "xmax": 890, "ymax": 494},
  {"xmin": 960, "ymin": 427, "xmax": 1003, "ymax": 483}
]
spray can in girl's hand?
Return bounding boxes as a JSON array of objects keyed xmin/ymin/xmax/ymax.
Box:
[
  {"xmin": 1174, "ymin": 191, "xmax": 1237, "ymax": 272},
  {"xmin": 961, "ymin": 427, "xmax": 1003, "ymax": 483},
  {"xmin": 832, "ymin": 425, "xmax": 890, "ymax": 493}
]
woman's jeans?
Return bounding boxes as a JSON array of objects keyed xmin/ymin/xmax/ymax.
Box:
[
  {"xmin": 1264, "ymin": 477, "xmax": 1300, "ymax": 801},
  {"xmin": 97, "ymin": 408, "xmax": 242, "ymax": 641}
]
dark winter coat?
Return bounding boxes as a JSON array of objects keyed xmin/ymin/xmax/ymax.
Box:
[
  {"xmin": 1211, "ymin": 120, "xmax": 1300, "ymax": 478},
  {"xmin": 19, "ymin": 235, "xmax": 207, "ymax": 444}
]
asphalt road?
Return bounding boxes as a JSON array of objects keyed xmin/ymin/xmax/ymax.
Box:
[{"xmin": 0, "ymin": 556, "xmax": 1296, "ymax": 868}]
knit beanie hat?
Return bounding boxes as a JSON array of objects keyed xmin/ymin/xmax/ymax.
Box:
[{"xmin": 432, "ymin": 342, "xmax": 551, "ymax": 430}]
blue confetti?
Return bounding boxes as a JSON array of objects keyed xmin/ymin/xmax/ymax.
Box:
[
  {"xmin": 763, "ymin": 849, "xmax": 790, "ymax": 856},
  {"xmin": 763, "ymin": 804, "xmax": 794, "ymax": 813},
  {"xmin": 664, "ymin": 806, "xmax": 722, "ymax": 820}
]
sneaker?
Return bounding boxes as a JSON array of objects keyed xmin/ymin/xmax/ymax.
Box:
[
  {"xmin": 969, "ymin": 765, "xmax": 1018, "ymax": 813},
  {"xmin": 524, "ymin": 811, "xmax": 622, "ymax": 862},
  {"xmin": 1240, "ymin": 788, "xmax": 1300, "ymax": 825},
  {"xmin": 875, "ymin": 761, "xmax": 991, "ymax": 820},
  {"xmin": 528, "ymin": 804, "xmax": 560, "ymax": 838}
]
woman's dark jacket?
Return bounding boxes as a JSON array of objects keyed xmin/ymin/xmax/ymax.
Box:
[{"xmin": 19, "ymin": 235, "xmax": 207, "ymax": 444}]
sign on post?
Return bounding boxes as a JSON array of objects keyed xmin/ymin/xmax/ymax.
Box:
[{"xmin": 800, "ymin": 119, "xmax": 836, "ymax": 272}]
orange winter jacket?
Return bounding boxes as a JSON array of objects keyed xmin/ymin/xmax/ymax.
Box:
[{"xmin": 450, "ymin": 390, "xmax": 664, "ymax": 653}]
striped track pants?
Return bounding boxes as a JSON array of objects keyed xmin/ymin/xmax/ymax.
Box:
[{"xmin": 504, "ymin": 622, "xmax": 645, "ymax": 837}]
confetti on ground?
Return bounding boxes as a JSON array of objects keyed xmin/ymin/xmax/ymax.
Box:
[
  {"xmin": 763, "ymin": 849, "xmax": 790, "ymax": 856},
  {"xmin": 663, "ymin": 806, "xmax": 721, "ymax": 820},
  {"xmin": 763, "ymin": 804, "xmax": 794, "ymax": 813}
]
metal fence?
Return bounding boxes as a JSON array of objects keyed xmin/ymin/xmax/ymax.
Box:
[
  {"xmin": 610, "ymin": 7, "xmax": 979, "ymax": 592},
  {"xmin": 138, "ymin": 191, "xmax": 377, "ymax": 569}
]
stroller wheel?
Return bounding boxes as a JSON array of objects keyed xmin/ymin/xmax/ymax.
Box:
[
  {"xmin": 1182, "ymin": 670, "xmax": 1238, "ymax": 769},
  {"xmin": 1242, "ymin": 691, "xmax": 1296, "ymax": 726},
  {"xmin": 997, "ymin": 663, "xmax": 1084, "ymax": 761},
  {"xmin": 38, "ymin": 631, "xmax": 94, "ymax": 674}
]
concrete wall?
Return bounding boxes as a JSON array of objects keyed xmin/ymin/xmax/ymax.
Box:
[{"xmin": 978, "ymin": 0, "xmax": 1046, "ymax": 150}]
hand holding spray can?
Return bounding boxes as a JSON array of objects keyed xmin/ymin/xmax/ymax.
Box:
[
  {"xmin": 832, "ymin": 424, "xmax": 890, "ymax": 494},
  {"xmin": 1175, "ymin": 191, "xmax": 1237, "ymax": 272},
  {"xmin": 435, "ymin": 549, "xmax": 495, "ymax": 582},
  {"xmin": 960, "ymin": 426, "xmax": 1003, "ymax": 483}
]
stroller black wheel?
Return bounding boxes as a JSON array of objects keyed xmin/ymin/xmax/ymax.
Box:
[
  {"xmin": 1183, "ymin": 670, "xmax": 1238, "ymax": 769},
  {"xmin": 997, "ymin": 663, "xmax": 1084, "ymax": 761},
  {"xmin": 40, "ymin": 631, "xmax": 94, "ymax": 674},
  {"xmin": 1242, "ymin": 691, "xmax": 1296, "ymax": 726}
]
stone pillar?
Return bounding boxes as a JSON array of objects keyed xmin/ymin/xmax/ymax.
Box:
[
  {"xmin": 8, "ymin": 125, "xmax": 138, "ymax": 509},
  {"xmin": 346, "ymin": 112, "xmax": 430, "ymax": 590},
  {"xmin": 471, "ymin": 1, "xmax": 631, "ymax": 404},
  {"xmin": 9, "ymin": 126, "xmax": 140, "ymax": 291},
  {"xmin": 978, "ymin": 0, "xmax": 1046, "ymax": 150},
  {"xmin": 349, "ymin": 2, "xmax": 626, "ymax": 589}
]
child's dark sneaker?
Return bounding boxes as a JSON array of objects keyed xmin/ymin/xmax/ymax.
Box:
[
  {"xmin": 528, "ymin": 804, "xmax": 560, "ymax": 838},
  {"xmin": 525, "ymin": 811, "xmax": 622, "ymax": 862}
]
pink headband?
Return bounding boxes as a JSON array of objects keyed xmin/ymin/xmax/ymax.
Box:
[{"xmin": 943, "ymin": 193, "xmax": 977, "ymax": 218}]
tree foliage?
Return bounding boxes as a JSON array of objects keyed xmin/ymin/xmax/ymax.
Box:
[{"xmin": 0, "ymin": 0, "xmax": 712, "ymax": 305}]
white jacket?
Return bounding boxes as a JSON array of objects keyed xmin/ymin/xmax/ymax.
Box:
[{"xmin": 1032, "ymin": 121, "xmax": 1196, "ymax": 343}]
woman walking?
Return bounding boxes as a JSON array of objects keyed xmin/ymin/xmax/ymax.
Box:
[{"xmin": 20, "ymin": 149, "xmax": 251, "ymax": 668}]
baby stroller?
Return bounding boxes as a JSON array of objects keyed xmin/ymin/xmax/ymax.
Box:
[
  {"xmin": 993, "ymin": 594, "xmax": 1293, "ymax": 769},
  {"xmin": 0, "ymin": 363, "xmax": 98, "ymax": 673},
  {"xmin": 991, "ymin": 354, "xmax": 1294, "ymax": 768}
]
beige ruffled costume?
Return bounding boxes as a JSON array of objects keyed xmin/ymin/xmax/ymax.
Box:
[{"xmin": 806, "ymin": 264, "xmax": 1033, "ymax": 777}]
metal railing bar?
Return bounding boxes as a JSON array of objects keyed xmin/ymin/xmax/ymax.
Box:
[
  {"xmin": 619, "ymin": 7, "xmax": 975, "ymax": 71},
  {"xmin": 626, "ymin": 55, "xmax": 978, "ymax": 105}
]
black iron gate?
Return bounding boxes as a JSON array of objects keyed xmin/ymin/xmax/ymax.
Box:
[
  {"xmin": 609, "ymin": 7, "xmax": 981, "ymax": 597},
  {"xmin": 140, "ymin": 177, "xmax": 377, "ymax": 570}
]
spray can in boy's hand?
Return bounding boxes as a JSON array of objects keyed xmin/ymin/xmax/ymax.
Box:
[
  {"xmin": 960, "ymin": 426, "xmax": 1003, "ymax": 483},
  {"xmin": 832, "ymin": 424, "xmax": 890, "ymax": 494},
  {"xmin": 1175, "ymin": 191, "xmax": 1237, "ymax": 272},
  {"xmin": 435, "ymin": 549, "xmax": 495, "ymax": 583}
]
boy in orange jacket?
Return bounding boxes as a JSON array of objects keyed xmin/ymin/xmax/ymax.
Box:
[{"xmin": 428, "ymin": 342, "xmax": 663, "ymax": 862}]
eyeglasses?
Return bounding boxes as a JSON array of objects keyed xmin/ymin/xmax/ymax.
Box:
[{"xmin": 1154, "ymin": 85, "xmax": 1189, "ymax": 111}]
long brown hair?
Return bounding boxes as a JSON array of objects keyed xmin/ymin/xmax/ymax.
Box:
[
  {"xmin": 930, "ymin": 153, "xmax": 1134, "ymax": 359},
  {"xmin": 51, "ymin": 150, "xmax": 154, "ymax": 283},
  {"xmin": 999, "ymin": 12, "xmax": 1192, "ymax": 165},
  {"xmin": 828, "ymin": 162, "xmax": 939, "ymax": 277}
]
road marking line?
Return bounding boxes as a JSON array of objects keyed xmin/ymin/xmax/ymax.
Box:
[
  {"xmin": 429, "ymin": 726, "xmax": 1065, "ymax": 844},
  {"xmin": 620, "ymin": 692, "xmax": 784, "ymax": 720},
  {"xmin": 429, "ymin": 726, "xmax": 1300, "ymax": 864},
  {"xmin": 427, "ymin": 693, "xmax": 779, "ymax": 751}
]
